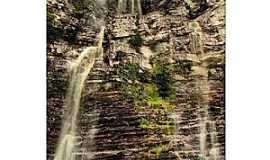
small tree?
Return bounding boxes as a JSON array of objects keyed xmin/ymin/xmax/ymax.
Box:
[
  {"xmin": 118, "ymin": 63, "xmax": 140, "ymax": 82},
  {"xmin": 152, "ymin": 63, "xmax": 174, "ymax": 98},
  {"xmin": 128, "ymin": 34, "xmax": 143, "ymax": 48},
  {"xmin": 115, "ymin": 51, "xmax": 127, "ymax": 61}
]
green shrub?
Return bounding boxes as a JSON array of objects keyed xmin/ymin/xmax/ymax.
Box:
[
  {"xmin": 193, "ymin": 155, "xmax": 206, "ymax": 160},
  {"xmin": 139, "ymin": 118, "xmax": 152, "ymax": 129},
  {"xmin": 128, "ymin": 34, "xmax": 143, "ymax": 48},
  {"xmin": 115, "ymin": 51, "xmax": 127, "ymax": 61},
  {"xmin": 144, "ymin": 83, "xmax": 159, "ymax": 98},
  {"xmin": 149, "ymin": 144, "xmax": 169, "ymax": 158},
  {"xmin": 139, "ymin": 118, "xmax": 176, "ymax": 134},
  {"xmin": 152, "ymin": 63, "xmax": 175, "ymax": 99},
  {"xmin": 118, "ymin": 62, "xmax": 176, "ymax": 112},
  {"xmin": 121, "ymin": 84, "xmax": 142, "ymax": 100},
  {"xmin": 147, "ymin": 97, "xmax": 175, "ymax": 110},
  {"xmin": 118, "ymin": 63, "xmax": 140, "ymax": 82},
  {"xmin": 162, "ymin": 122, "xmax": 176, "ymax": 135},
  {"xmin": 142, "ymin": 83, "xmax": 175, "ymax": 110}
]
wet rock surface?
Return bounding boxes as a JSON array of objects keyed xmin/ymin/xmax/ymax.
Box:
[{"xmin": 47, "ymin": 0, "xmax": 225, "ymax": 159}]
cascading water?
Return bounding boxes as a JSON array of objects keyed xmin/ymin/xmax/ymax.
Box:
[
  {"xmin": 136, "ymin": 0, "xmax": 142, "ymax": 15},
  {"xmin": 53, "ymin": 26, "xmax": 105, "ymax": 160},
  {"xmin": 188, "ymin": 21, "xmax": 220, "ymax": 159},
  {"xmin": 117, "ymin": 0, "xmax": 125, "ymax": 14},
  {"xmin": 209, "ymin": 121, "xmax": 219, "ymax": 160},
  {"xmin": 197, "ymin": 65, "xmax": 219, "ymax": 160},
  {"xmin": 197, "ymin": 77, "xmax": 210, "ymax": 158},
  {"xmin": 131, "ymin": 0, "xmax": 135, "ymax": 14},
  {"xmin": 117, "ymin": 0, "xmax": 142, "ymax": 15}
]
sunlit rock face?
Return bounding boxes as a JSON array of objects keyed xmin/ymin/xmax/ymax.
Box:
[{"xmin": 47, "ymin": 0, "xmax": 225, "ymax": 160}]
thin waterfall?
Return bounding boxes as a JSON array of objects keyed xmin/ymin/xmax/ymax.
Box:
[
  {"xmin": 131, "ymin": 0, "xmax": 135, "ymax": 14},
  {"xmin": 117, "ymin": 0, "xmax": 127, "ymax": 14},
  {"xmin": 197, "ymin": 76, "xmax": 209, "ymax": 158},
  {"xmin": 199, "ymin": 106, "xmax": 207, "ymax": 157},
  {"xmin": 97, "ymin": 27, "xmax": 105, "ymax": 55},
  {"xmin": 189, "ymin": 21, "xmax": 219, "ymax": 159},
  {"xmin": 123, "ymin": 0, "xmax": 127, "ymax": 13},
  {"xmin": 209, "ymin": 121, "xmax": 219, "ymax": 160},
  {"xmin": 136, "ymin": 0, "xmax": 142, "ymax": 15},
  {"xmin": 197, "ymin": 64, "xmax": 219, "ymax": 160},
  {"xmin": 118, "ymin": 0, "xmax": 142, "ymax": 15},
  {"xmin": 53, "ymin": 26, "xmax": 105, "ymax": 160},
  {"xmin": 117, "ymin": 0, "xmax": 123, "ymax": 14}
]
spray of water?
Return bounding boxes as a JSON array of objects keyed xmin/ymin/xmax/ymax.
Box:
[{"xmin": 53, "ymin": 26, "xmax": 105, "ymax": 160}]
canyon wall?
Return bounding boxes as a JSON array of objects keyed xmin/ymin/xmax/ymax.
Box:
[{"xmin": 47, "ymin": 0, "xmax": 225, "ymax": 159}]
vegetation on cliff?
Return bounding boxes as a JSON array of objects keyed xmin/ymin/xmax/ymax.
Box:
[
  {"xmin": 47, "ymin": 0, "xmax": 225, "ymax": 159},
  {"xmin": 128, "ymin": 33, "xmax": 143, "ymax": 48},
  {"xmin": 47, "ymin": 9, "xmax": 64, "ymax": 43},
  {"xmin": 116, "ymin": 55, "xmax": 177, "ymax": 157}
]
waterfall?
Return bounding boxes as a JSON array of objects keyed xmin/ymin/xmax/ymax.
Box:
[
  {"xmin": 199, "ymin": 106, "xmax": 207, "ymax": 157},
  {"xmin": 131, "ymin": 0, "xmax": 135, "ymax": 14},
  {"xmin": 118, "ymin": 0, "xmax": 127, "ymax": 14},
  {"xmin": 117, "ymin": 0, "xmax": 122, "ymax": 14},
  {"xmin": 197, "ymin": 65, "xmax": 219, "ymax": 160},
  {"xmin": 53, "ymin": 26, "xmax": 105, "ymax": 160},
  {"xmin": 209, "ymin": 121, "xmax": 219, "ymax": 160},
  {"xmin": 136, "ymin": 0, "xmax": 142, "ymax": 15},
  {"xmin": 97, "ymin": 27, "xmax": 105, "ymax": 54},
  {"xmin": 189, "ymin": 21, "xmax": 219, "ymax": 159},
  {"xmin": 118, "ymin": 0, "xmax": 142, "ymax": 15},
  {"xmin": 199, "ymin": 107, "xmax": 219, "ymax": 160}
]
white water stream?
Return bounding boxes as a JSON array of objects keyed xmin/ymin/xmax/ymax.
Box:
[
  {"xmin": 131, "ymin": 0, "xmax": 135, "ymax": 14},
  {"xmin": 197, "ymin": 66, "xmax": 219, "ymax": 160},
  {"xmin": 117, "ymin": 0, "xmax": 142, "ymax": 15},
  {"xmin": 53, "ymin": 26, "xmax": 105, "ymax": 160},
  {"xmin": 136, "ymin": 0, "xmax": 142, "ymax": 15}
]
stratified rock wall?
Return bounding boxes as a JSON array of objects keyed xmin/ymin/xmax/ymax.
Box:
[
  {"xmin": 47, "ymin": 0, "xmax": 225, "ymax": 160},
  {"xmin": 47, "ymin": 0, "xmax": 107, "ymax": 159}
]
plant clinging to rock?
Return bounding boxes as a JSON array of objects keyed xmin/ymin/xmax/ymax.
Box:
[{"xmin": 128, "ymin": 33, "xmax": 143, "ymax": 48}]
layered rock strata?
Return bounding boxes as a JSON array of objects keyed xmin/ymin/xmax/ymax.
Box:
[{"xmin": 47, "ymin": 0, "xmax": 225, "ymax": 159}]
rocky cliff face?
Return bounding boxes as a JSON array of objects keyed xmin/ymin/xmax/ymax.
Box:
[{"xmin": 47, "ymin": 0, "xmax": 225, "ymax": 160}]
